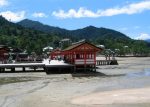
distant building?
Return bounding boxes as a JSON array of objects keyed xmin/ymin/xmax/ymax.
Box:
[
  {"xmin": 59, "ymin": 38, "xmax": 72, "ymax": 49},
  {"xmin": 43, "ymin": 46, "xmax": 53, "ymax": 54},
  {"xmin": 97, "ymin": 45, "xmax": 105, "ymax": 49},
  {"xmin": 0, "ymin": 45, "xmax": 10, "ymax": 63}
]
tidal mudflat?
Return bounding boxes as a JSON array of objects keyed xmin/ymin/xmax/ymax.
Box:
[{"xmin": 0, "ymin": 57, "xmax": 150, "ymax": 107}]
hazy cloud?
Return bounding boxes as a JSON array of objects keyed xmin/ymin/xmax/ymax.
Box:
[
  {"xmin": 0, "ymin": 11, "xmax": 26, "ymax": 22},
  {"xmin": 119, "ymin": 27, "xmax": 128, "ymax": 31},
  {"xmin": 52, "ymin": 1, "xmax": 150, "ymax": 19},
  {"xmin": 0, "ymin": 0, "xmax": 8, "ymax": 7},
  {"xmin": 32, "ymin": 12, "xmax": 47, "ymax": 18},
  {"xmin": 134, "ymin": 26, "xmax": 140, "ymax": 29},
  {"xmin": 135, "ymin": 33, "xmax": 150, "ymax": 40}
]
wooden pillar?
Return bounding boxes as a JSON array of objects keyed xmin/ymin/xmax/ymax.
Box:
[
  {"xmin": 34, "ymin": 67, "xmax": 36, "ymax": 71},
  {"xmin": 84, "ymin": 46, "xmax": 86, "ymax": 72},
  {"xmin": 11, "ymin": 68, "xmax": 15, "ymax": 72},
  {"xmin": 71, "ymin": 52, "xmax": 74, "ymax": 64},
  {"xmin": 23, "ymin": 67, "xmax": 25, "ymax": 72},
  {"xmin": 94, "ymin": 65, "xmax": 96, "ymax": 72},
  {"xmin": 94, "ymin": 52, "xmax": 96, "ymax": 65},
  {"xmin": 69, "ymin": 52, "xmax": 70, "ymax": 63},
  {"xmin": 43, "ymin": 67, "xmax": 46, "ymax": 72},
  {"xmin": 74, "ymin": 65, "xmax": 76, "ymax": 73},
  {"xmin": 74, "ymin": 51, "xmax": 76, "ymax": 65}
]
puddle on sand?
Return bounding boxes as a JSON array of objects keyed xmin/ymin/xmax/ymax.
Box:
[{"xmin": 126, "ymin": 68, "xmax": 150, "ymax": 78}]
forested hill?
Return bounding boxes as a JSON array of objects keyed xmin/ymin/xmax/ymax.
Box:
[
  {"xmin": 145, "ymin": 39, "xmax": 150, "ymax": 43},
  {"xmin": 18, "ymin": 19, "xmax": 130, "ymax": 41},
  {"xmin": 17, "ymin": 19, "xmax": 71, "ymax": 38},
  {"xmin": 70, "ymin": 26, "xmax": 130, "ymax": 40},
  {"xmin": 0, "ymin": 16, "xmax": 60, "ymax": 54}
]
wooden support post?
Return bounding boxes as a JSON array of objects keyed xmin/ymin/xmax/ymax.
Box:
[
  {"xmin": 11, "ymin": 68, "xmax": 15, "ymax": 72},
  {"xmin": 94, "ymin": 65, "xmax": 96, "ymax": 72},
  {"xmin": 43, "ymin": 67, "xmax": 46, "ymax": 72},
  {"xmin": 94, "ymin": 52, "xmax": 96, "ymax": 65},
  {"xmin": 23, "ymin": 67, "xmax": 25, "ymax": 72},
  {"xmin": 73, "ymin": 66, "xmax": 76, "ymax": 73},
  {"xmin": 0, "ymin": 68, "xmax": 1, "ymax": 72},
  {"xmin": 2, "ymin": 68, "xmax": 5, "ymax": 72},
  {"xmin": 34, "ymin": 67, "xmax": 36, "ymax": 71}
]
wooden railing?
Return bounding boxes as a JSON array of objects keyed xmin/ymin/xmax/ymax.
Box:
[{"xmin": 96, "ymin": 60, "xmax": 114, "ymax": 65}]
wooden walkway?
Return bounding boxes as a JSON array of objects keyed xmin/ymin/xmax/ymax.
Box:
[
  {"xmin": 0, "ymin": 63, "xmax": 74, "ymax": 73},
  {"xmin": 0, "ymin": 63, "xmax": 45, "ymax": 72},
  {"xmin": 0, "ymin": 60, "xmax": 118, "ymax": 73}
]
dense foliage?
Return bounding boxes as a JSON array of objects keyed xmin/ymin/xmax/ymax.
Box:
[
  {"xmin": 0, "ymin": 16, "xmax": 150, "ymax": 56},
  {"xmin": 0, "ymin": 16, "xmax": 61, "ymax": 54}
]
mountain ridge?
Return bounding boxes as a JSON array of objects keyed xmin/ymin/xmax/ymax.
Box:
[
  {"xmin": 145, "ymin": 39, "xmax": 150, "ymax": 43},
  {"xmin": 17, "ymin": 19, "xmax": 131, "ymax": 41}
]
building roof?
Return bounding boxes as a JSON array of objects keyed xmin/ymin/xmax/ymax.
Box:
[
  {"xmin": 12, "ymin": 48, "xmax": 23, "ymax": 53},
  {"xmin": 43, "ymin": 46, "xmax": 53, "ymax": 51},
  {"xmin": 0, "ymin": 45, "xmax": 10, "ymax": 51},
  {"xmin": 50, "ymin": 48, "xmax": 61, "ymax": 54},
  {"xmin": 61, "ymin": 38, "xmax": 70, "ymax": 42},
  {"xmin": 63, "ymin": 40, "xmax": 102, "ymax": 52}
]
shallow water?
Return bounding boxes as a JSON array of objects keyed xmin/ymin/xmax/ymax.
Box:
[{"xmin": 126, "ymin": 68, "xmax": 150, "ymax": 78}]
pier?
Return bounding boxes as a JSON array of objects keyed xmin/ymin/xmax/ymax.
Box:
[
  {"xmin": 0, "ymin": 63, "xmax": 45, "ymax": 72},
  {"xmin": 0, "ymin": 60, "xmax": 118, "ymax": 73},
  {"xmin": 0, "ymin": 62, "xmax": 75, "ymax": 73}
]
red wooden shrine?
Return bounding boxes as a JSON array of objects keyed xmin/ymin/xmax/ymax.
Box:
[
  {"xmin": 50, "ymin": 41, "xmax": 102, "ymax": 67},
  {"xmin": 50, "ymin": 48, "xmax": 62, "ymax": 60}
]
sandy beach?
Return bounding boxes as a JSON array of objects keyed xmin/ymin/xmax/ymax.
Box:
[{"xmin": 0, "ymin": 57, "xmax": 150, "ymax": 107}]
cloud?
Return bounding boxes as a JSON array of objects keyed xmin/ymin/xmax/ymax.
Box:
[
  {"xmin": 0, "ymin": 11, "xmax": 26, "ymax": 22},
  {"xmin": 32, "ymin": 12, "xmax": 47, "ymax": 18},
  {"xmin": 119, "ymin": 27, "xmax": 128, "ymax": 31},
  {"xmin": 134, "ymin": 26, "xmax": 140, "ymax": 29},
  {"xmin": 0, "ymin": 0, "xmax": 8, "ymax": 7},
  {"xmin": 52, "ymin": 0, "xmax": 150, "ymax": 19},
  {"xmin": 135, "ymin": 33, "xmax": 150, "ymax": 40},
  {"xmin": 52, "ymin": 7, "xmax": 99, "ymax": 19}
]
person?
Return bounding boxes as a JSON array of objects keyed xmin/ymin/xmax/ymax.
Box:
[
  {"xmin": 58, "ymin": 55, "xmax": 61, "ymax": 61},
  {"xmin": 8, "ymin": 54, "xmax": 13, "ymax": 63}
]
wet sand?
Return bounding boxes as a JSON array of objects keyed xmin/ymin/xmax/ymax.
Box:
[{"xmin": 0, "ymin": 57, "xmax": 150, "ymax": 107}]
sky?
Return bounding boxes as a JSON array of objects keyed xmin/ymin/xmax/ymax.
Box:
[{"xmin": 0, "ymin": 0, "xmax": 150, "ymax": 40}]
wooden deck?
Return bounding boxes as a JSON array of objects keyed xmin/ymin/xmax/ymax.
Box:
[
  {"xmin": 0, "ymin": 60, "xmax": 118, "ymax": 73},
  {"xmin": 0, "ymin": 63, "xmax": 45, "ymax": 72},
  {"xmin": 0, "ymin": 63, "xmax": 75, "ymax": 73}
]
